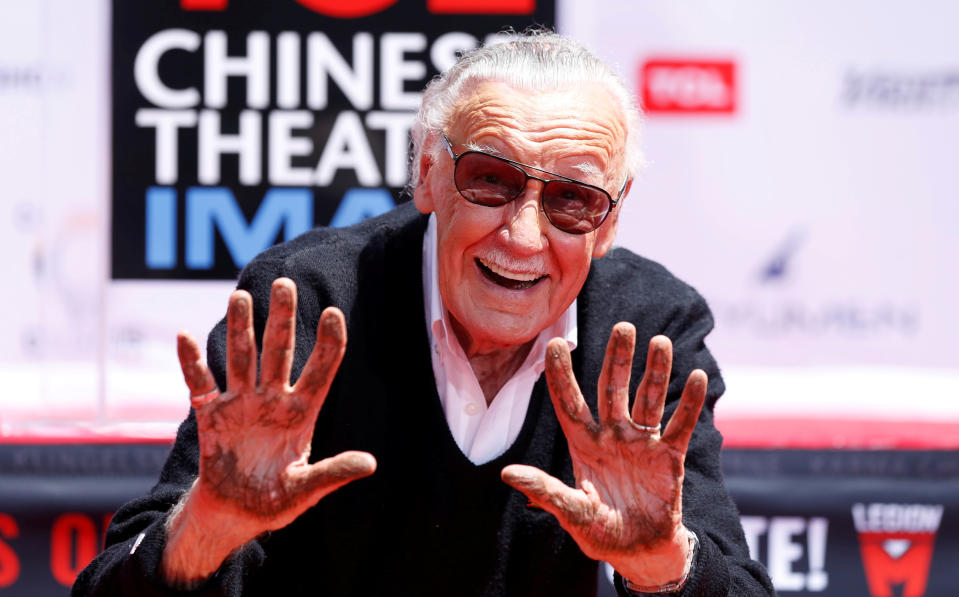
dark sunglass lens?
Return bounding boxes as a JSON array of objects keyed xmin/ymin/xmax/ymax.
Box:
[
  {"xmin": 454, "ymin": 153, "xmax": 526, "ymax": 206},
  {"xmin": 542, "ymin": 181, "xmax": 610, "ymax": 234}
]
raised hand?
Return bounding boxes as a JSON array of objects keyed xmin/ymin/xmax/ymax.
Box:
[
  {"xmin": 501, "ymin": 323, "xmax": 706, "ymax": 587},
  {"xmin": 163, "ymin": 278, "xmax": 376, "ymax": 585}
]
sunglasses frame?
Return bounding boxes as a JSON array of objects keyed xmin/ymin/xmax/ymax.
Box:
[{"xmin": 441, "ymin": 133, "xmax": 627, "ymax": 235}]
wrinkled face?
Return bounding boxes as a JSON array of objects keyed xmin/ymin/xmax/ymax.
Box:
[{"xmin": 414, "ymin": 80, "xmax": 628, "ymax": 354}]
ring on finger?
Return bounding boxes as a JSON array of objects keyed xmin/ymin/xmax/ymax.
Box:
[
  {"xmin": 190, "ymin": 389, "xmax": 220, "ymax": 404},
  {"xmin": 634, "ymin": 423, "xmax": 661, "ymax": 434}
]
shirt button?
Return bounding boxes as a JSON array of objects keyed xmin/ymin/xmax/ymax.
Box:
[{"xmin": 464, "ymin": 402, "xmax": 480, "ymax": 416}]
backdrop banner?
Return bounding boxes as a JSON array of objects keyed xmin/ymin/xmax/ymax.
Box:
[
  {"xmin": 6, "ymin": 0, "xmax": 956, "ymax": 456},
  {"xmin": 1, "ymin": 445, "xmax": 957, "ymax": 596},
  {"xmin": 111, "ymin": 0, "xmax": 555, "ymax": 281}
]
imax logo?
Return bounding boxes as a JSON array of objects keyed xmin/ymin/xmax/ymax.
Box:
[{"xmin": 144, "ymin": 186, "xmax": 394, "ymax": 270}]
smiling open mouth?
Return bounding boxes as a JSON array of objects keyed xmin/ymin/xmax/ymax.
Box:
[{"xmin": 475, "ymin": 258, "xmax": 547, "ymax": 290}]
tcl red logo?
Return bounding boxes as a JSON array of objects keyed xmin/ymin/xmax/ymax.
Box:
[
  {"xmin": 182, "ymin": 0, "xmax": 534, "ymax": 16},
  {"xmin": 640, "ymin": 58, "xmax": 736, "ymax": 114},
  {"xmin": 852, "ymin": 503, "xmax": 943, "ymax": 597}
]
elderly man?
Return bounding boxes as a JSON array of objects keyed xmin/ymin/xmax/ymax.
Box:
[{"xmin": 75, "ymin": 33, "xmax": 772, "ymax": 596}]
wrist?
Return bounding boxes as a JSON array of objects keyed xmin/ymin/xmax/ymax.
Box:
[
  {"xmin": 620, "ymin": 529, "xmax": 698, "ymax": 595},
  {"xmin": 160, "ymin": 485, "xmax": 256, "ymax": 587}
]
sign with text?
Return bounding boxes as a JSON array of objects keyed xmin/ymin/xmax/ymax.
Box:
[
  {"xmin": 111, "ymin": 0, "xmax": 554, "ymax": 279},
  {"xmin": 640, "ymin": 58, "xmax": 737, "ymax": 114},
  {"xmin": 2, "ymin": 446, "xmax": 958, "ymax": 595}
]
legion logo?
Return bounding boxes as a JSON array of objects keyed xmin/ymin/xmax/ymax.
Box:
[{"xmin": 851, "ymin": 502, "xmax": 943, "ymax": 597}]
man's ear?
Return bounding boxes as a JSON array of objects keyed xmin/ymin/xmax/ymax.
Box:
[
  {"xmin": 412, "ymin": 144, "xmax": 436, "ymax": 215},
  {"xmin": 592, "ymin": 179, "xmax": 631, "ymax": 258}
]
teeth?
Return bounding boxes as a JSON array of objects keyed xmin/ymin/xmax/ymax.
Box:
[{"xmin": 478, "ymin": 258, "xmax": 544, "ymax": 282}]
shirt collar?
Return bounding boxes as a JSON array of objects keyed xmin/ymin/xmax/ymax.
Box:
[{"xmin": 422, "ymin": 213, "xmax": 577, "ymax": 363}]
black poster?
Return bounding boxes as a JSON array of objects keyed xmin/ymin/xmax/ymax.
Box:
[{"xmin": 111, "ymin": 0, "xmax": 555, "ymax": 279}]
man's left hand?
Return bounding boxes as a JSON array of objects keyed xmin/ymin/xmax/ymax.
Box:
[{"xmin": 501, "ymin": 323, "xmax": 706, "ymax": 587}]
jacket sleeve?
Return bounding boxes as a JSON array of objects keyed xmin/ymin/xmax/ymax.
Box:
[
  {"xmin": 581, "ymin": 252, "xmax": 774, "ymax": 596},
  {"xmin": 70, "ymin": 413, "xmax": 266, "ymax": 597},
  {"xmin": 71, "ymin": 255, "xmax": 286, "ymax": 597},
  {"xmin": 619, "ymin": 288, "xmax": 775, "ymax": 597},
  {"xmin": 677, "ymin": 294, "xmax": 773, "ymax": 595}
]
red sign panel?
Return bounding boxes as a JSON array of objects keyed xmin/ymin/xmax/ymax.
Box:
[
  {"xmin": 641, "ymin": 58, "xmax": 737, "ymax": 114},
  {"xmin": 181, "ymin": 0, "xmax": 228, "ymax": 9},
  {"xmin": 428, "ymin": 0, "xmax": 534, "ymax": 14},
  {"xmin": 182, "ymin": 0, "xmax": 533, "ymax": 15}
]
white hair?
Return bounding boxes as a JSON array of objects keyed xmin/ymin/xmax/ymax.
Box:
[{"xmin": 408, "ymin": 30, "xmax": 644, "ymax": 194}]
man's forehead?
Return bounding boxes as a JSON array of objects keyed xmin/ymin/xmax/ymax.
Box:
[{"xmin": 448, "ymin": 81, "xmax": 627, "ymax": 156}]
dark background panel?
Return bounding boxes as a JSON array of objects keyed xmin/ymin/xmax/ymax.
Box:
[
  {"xmin": 2, "ymin": 446, "xmax": 958, "ymax": 595},
  {"xmin": 111, "ymin": 0, "xmax": 556, "ymax": 279}
]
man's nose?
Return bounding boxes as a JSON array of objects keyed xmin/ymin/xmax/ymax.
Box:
[{"xmin": 504, "ymin": 181, "xmax": 547, "ymax": 253}]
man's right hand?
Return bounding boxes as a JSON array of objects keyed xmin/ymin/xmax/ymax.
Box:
[{"xmin": 161, "ymin": 277, "xmax": 377, "ymax": 587}]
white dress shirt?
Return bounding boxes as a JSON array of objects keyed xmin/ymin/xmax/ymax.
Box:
[{"xmin": 422, "ymin": 215, "xmax": 578, "ymax": 464}]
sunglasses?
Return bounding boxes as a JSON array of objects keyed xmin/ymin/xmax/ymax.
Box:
[{"xmin": 442, "ymin": 134, "xmax": 626, "ymax": 235}]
